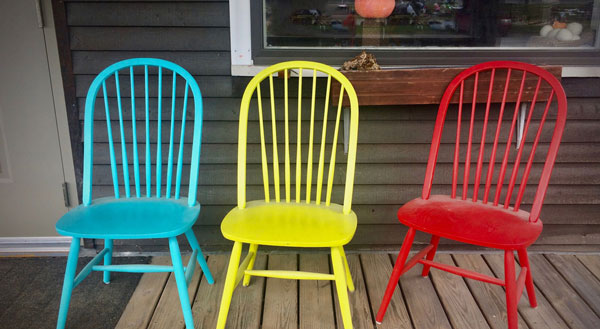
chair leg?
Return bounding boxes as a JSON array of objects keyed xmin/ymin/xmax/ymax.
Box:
[
  {"xmin": 340, "ymin": 246, "xmax": 355, "ymax": 292},
  {"xmin": 169, "ymin": 237, "xmax": 195, "ymax": 329},
  {"xmin": 103, "ymin": 239, "xmax": 113, "ymax": 284},
  {"xmin": 216, "ymin": 241, "xmax": 243, "ymax": 329},
  {"xmin": 243, "ymin": 243, "xmax": 258, "ymax": 287},
  {"xmin": 376, "ymin": 227, "xmax": 416, "ymax": 324},
  {"xmin": 56, "ymin": 237, "xmax": 80, "ymax": 329},
  {"xmin": 332, "ymin": 246, "xmax": 353, "ymax": 329},
  {"xmin": 505, "ymin": 250, "xmax": 518, "ymax": 329},
  {"xmin": 517, "ymin": 248, "xmax": 537, "ymax": 308},
  {"xmin": 184, "ymin": 229, "xmax": 214, "ymax": 284},
  {"xmin": 421, "ymin": 235, "xmax": 440, "ymax": 277}
]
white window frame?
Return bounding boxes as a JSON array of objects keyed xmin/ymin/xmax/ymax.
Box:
[{"xmin": 229, "ymin": 0, "xmax": 600, "ymax": 77}]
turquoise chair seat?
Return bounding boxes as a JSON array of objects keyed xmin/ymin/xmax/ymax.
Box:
[{"xmin": 56, "ymin": 197, "xmax": 199, "ymax": 239}]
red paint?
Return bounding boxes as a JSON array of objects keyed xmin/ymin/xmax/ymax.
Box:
[
  {"xmin": 376, "ymin": 61, "xmax": 567, "ymax": 329},
  {"xmin": 355, "ymin": 0, "xmax": 395, "ymax": 18}
]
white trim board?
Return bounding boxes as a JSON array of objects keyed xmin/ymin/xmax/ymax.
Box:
[
  {"xmin": 0, "ymin": 236, "xmax": 73, "ymax": 256},
  {"xmin": 233, "ymin": 64, "xmax": 600, "ymax": 77}
]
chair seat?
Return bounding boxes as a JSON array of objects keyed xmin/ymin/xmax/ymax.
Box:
[
  {"xmin": 398, "ymin": 195, "xmax": 543, "ymax": 249},
  {"xmin": 220, "ymin": 200, "xmax": 357, "ymax": 247},
  {"xmin": 56, "ymin": 197, "xmax": 200, "ymax": 239}
]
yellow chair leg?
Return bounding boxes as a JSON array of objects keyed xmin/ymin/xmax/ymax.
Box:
[
  {"xmin": 340, "ymin": 246, "xmax": 355, "ymax": 292},
  {"xmin": 216, "ymin": 241, "xmax": 243, "ymax": 329},
  {"xmin": 332, "ymin": 246, "xmax": 353, "ymax": 329},
  {"xmin": 243, "ymin": 244, "xmax": 258, "ymax": 286}
]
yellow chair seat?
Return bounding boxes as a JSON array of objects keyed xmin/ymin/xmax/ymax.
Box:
[{"xmin": 221, "ymin": 200, "xmax": 357, "ymax": 247}]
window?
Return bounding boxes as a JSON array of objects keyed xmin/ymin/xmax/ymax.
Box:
[{"xmin": 244, "ymin": 0, "xmax": 600, "ymax": 66}]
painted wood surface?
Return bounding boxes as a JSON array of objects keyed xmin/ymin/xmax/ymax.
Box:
[{"xmin": 57, "ymin": 0, "xmax": 600, "ymax": 249}]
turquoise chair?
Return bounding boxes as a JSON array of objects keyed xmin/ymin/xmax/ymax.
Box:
[{"xmin": 55, "ymin": 58, "xmax": 213, "ymax": 329}]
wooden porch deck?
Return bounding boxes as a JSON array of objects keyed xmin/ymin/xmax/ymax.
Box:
[{"xmin": 115, "ymin": 252, "xmax": 600, "ymax": 329}]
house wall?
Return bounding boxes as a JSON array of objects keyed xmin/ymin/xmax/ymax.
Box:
[{"xmin": 58, "ymin": 0, "xmax": 600, "ymax": 250}]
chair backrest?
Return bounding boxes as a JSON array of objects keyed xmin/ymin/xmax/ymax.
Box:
[
  {"xmin": 82, "ymin": 58, "xmax": 203, "ymax": 207},
  {"xmin": 422, "ymin": 61, "xmax": 567, "ymax": 222},
  {"xmin": 237, "ymin": 61, "xmax": 359, "ymax": 215}
]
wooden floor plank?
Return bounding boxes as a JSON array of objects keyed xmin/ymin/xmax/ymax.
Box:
[
  {"xmin": 115, "ymin": 256, "xmax": 171, "ymax": 329},
  {"xmin": 484, "ymin": 254, "xmax": 569, "ymax": 329},
  {"xmin": 333, "ymin": 253, "xmax": 374, "ymax": 329},
  {"xmin": 262, "ymin": 253, "xmax": 298, "ymax": 329},
  {"xmin": 393, "ymin": 253, "xmax": 452, "ymax": 329},
  {"xmin": 147, "ymin": 256, "xmax": 203, "ymax": 329},
  {"xmin": 453, "ymin": 254, "xmax": 529, "ymax": 329},
  {"xmin": 191, "ymin": 254, "xmax": 230, "ymax": 329},
  {"xmin": 429, "ymin": 254, "xmax": 491, "ymax": 329},
  {"xmin": 527, "ymin": 254, "xmax": 600, "ymax": 328},
  {"xmin": 545, "ymin": 254, "xmax": 600, "ymax": 317},
  {"xmin": 360, "ymin": 253, "xmax": 412, "ymax": 329},
  {"xmin": 299, "ymin": 253, "xmax": 336, "ymax": 329},
  {"xmin": 576, "ymin": 254, "xmax": 600, "ymax": 281},
  {"xmin": 226, "ymin": 254, "xmax": 267, "ymax": 329}
]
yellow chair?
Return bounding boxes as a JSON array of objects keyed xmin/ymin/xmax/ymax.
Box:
[{"xmin": 216, "ymin": 61, "xmax": 359, "ymax": 329}]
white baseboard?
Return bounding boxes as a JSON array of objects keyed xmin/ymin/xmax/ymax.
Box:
[{"xmin": 0, "ymin": 236, "xmax": 73, "ymax": 256}]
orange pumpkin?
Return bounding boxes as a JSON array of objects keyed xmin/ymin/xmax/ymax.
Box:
[
  {"xmin": 552, "ymin": 21, "xmax": 567, "ymax": 29},
  {"xmin": 355, "ymin": 0, "xmax": 395, "ymax": 18}
]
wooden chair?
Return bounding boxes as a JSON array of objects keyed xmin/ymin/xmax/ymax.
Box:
[
  {"xmin": 376, "ymin": 61, "xmax": 567, "ymax": 329},
  {"xmin": 55, "ymin": 58, "xmax": 213, "ymax": 329},
  {"xmin": 216, "ymin": 61, "xmax": 360, "ymax": 329}
]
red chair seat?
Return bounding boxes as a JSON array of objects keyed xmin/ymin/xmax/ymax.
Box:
[{"xmin": 398, "ymin": 195, "xmax": 543, "ymax": 249}]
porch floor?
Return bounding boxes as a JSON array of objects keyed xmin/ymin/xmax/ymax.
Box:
[{"xmin": 116, "ymin": 252, "xmax": 600, "ymax": 329}]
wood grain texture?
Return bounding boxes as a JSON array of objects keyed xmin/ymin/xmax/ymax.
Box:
[
  {"xmin": 332, "ymin": 66, "xmax": 562, "ymax": 106},
  {"xmin": 526, "ymin": 254, "xmax": 600, "ymax": 327},
  {"xmin": 393, "ymin": 253, "xmax": 452, "ymax": 329},
  {"xmin": 452, "ymin": 254, "xmax": 529, "ymax": 329},
  {"xmin": 333, "ymin": 254, "xmax": 374, "ymax": 329},
  {"xmin": 298, "ymin": 254, "xmax": 336, "ymax": 329},
  {"xmin": 545, "ymin": 254, "xmax": 600, "ymax": 317},
  {"xmin": 484, "ymin": 254, "xmax": 569, "ymax": 329},
  {"xmin": 429, "ymin": 254, "xmax": 491, "ymax": 329},
  {"xmin": 191, "ymin": 254, "xmax": 229, "ymax": 329},
  {"xmin": 226, "ymin": 254, "xmax": 268, "ymax": 329},
  {"xmin": 115, "ymin": 256, "xmax": 170, "ymax": 329},
  {"xmin": 576, "ymin": 254, "xmax": 600, "ymax": 281},
  {"xmin": 262, "ymin": 253, "xmax": 298, "ymax": 329},
  {"xmin": 147, "ymin": 256, "xmax": 203, "ymax": 329},
  {"xmin": 359, "ymin": 254, "xmax": 412, "ymax": 329}
]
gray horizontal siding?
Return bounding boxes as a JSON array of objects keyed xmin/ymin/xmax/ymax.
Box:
[{"xmin": 63, "ymin": 0, "xmax": 600, "ymax": 250}]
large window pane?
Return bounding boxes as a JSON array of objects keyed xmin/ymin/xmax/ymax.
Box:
[{"xmin": 264, "ymin": 0, "xmax": 600, "ymax": 48}]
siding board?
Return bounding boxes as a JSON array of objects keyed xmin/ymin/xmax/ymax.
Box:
[
  {"xmin": 70, "ymin": 27, "xmax": 230, "ymax": 51},
  {"xmin": 60, "ymin": 1, "xmax": 600, "ymax": 249},
  {"xmin": 67, "ymin": 2, "xmax": 229, "ymax": 27}
]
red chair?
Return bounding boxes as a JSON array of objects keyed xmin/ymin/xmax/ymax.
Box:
[{"xmin": 376, "ymin": 61, "xmax": 567, "ymax": 329}]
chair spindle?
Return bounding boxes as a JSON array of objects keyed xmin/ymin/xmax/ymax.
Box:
[
  {"xmin": 269, "ymin": 75, "xmax": 281, "ymax": 202},
  {"xmin": 315, "ymin": 75, "xmax": 332, "ymax": 204},
  {"xmin": 130, "ymin": 66, "xmax": 141, "ymax": 198},
  {"xmin": 166, "ymin": 72, "xmax": 177, "ymax": 198},
  {"xmin": 115, "ymin": 71, "xmax": 131, "ymax": 198}
]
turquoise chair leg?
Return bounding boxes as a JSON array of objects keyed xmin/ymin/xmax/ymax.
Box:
[
  {"xmin": 185, "ymin": 229, "xmax": 214, "ymax": 284},
  {"xmin": 169, "ymin": 237, "xmax": 195, "ymax": 329},
  {"xmin": 103, "ymin": 239, "xmax": 113, "ymax": 284},
  {"xmin": 56, "ymin": 237, "xmax": 80, "ymax": 329}
]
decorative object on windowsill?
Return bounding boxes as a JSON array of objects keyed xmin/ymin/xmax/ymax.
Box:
[
  {"xmin": 341, "ymin": 51, "xmax": 381, "ymax": 71},
  {"xmin": 355, "ymin": 0, "xmax": 394, "ymax": 18},
  {"xmin": 529, "ymin": 21, "xmax": 590, "ymax": 46}
]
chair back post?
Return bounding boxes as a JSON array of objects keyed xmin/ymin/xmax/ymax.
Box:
[
  {"xmin": 236, "ymin": 61, "xmax": 359, "ymax": 214},
  {"xmin": 81, "ymin": 58, "xmax": 203, "ymax": 207},
  {"xmin": 421, "ymin": 61, "xmax": 567, "ymax": 222}
]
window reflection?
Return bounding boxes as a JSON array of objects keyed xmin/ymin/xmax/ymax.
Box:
[{"xmin": 264, "ymin": 0, "xmax": 599, "ymax": 48}]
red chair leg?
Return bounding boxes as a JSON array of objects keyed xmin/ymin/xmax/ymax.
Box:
[
  {"xmin": 376, "ymin": 227, "xmax": 416, "ymax": 324},
  {"xmin": 421, "ymin": 235, "xmax": 440, "ymax": 277},
  {"xmin": 504, "ymin": 250, "xmax": 518, "ymax": 329},
  {"xmin": 517, "ymin": 248, "xmax": 537, "ymax": 308}
]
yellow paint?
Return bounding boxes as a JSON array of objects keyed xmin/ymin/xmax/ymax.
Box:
[{"xmin": 221, "ymin": 61, "xmax": 360, "ymax": 329}]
